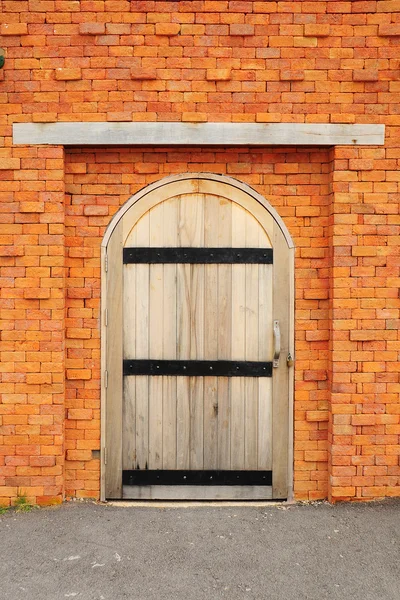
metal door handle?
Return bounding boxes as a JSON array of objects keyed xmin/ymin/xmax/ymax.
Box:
[{"xmin": 273, "ymin": 320, "xmax": 280, "ymax": 368}]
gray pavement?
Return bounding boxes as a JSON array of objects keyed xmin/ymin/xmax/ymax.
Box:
[{"xmin": 0, "ymin": 499, "xmax": 399, "ymax": 600}]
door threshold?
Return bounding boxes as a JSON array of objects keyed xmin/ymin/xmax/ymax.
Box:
[
  {"xmin": 107, "ymin": 499, "xmax": 285, "ymax": 508},
  {"xmin": 122, "ymin": 484, "xmax": 274, "ymax": 501}
]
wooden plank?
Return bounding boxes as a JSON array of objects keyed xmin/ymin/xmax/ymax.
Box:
[
  {"xmin": 189, "ymin": 374, "xmax": 204, "ymax": 470},
  {"xmin": 244, "ymin": 211, "xmax": 259, "ymax": 470},
  {"xmin": 176, "ymin": 194, "xmax": 204, "ymax": 469},
  {"xmin": 287, "ymin": 246, "xmax": 295, "ymax": 501},
  {"xmin": 203, "ymin": 194, "xmax": 220, "ymax": 469},
  {"xmin": 122, "ymin": 378, "xmax": 136, "ymax": 470},
  {"xmin": 258, "ymin": 225, "xmax": 273, "ymax": 471},
  {"xmin": 15, "ymin": 122, "xmax": 386, "ymax": 147},
  {"xmin": 122, "ymin": 228, "xmax": 136, "ymax": 472},
  {"xmin": 148, "ymin": 203, "xmax": 164, "ymax": 470},
  {"xmin": 176, "ymin": 259, "xmax": 190, "ymax": 469},
  {"xmin": 100, "ymin": 245, "xmax": 107, "ymax": 500},
  {"xmin": 186, "ymin": 194, "xmax": 204, "ymax": 470},
  {"xmin": 105, "ymin": 221, "xmax": 123, "ymax": 498},
  {"xmin": 162, "ymin": 198, "xmax": 178, "ymax": 470},
  {"xmin": 217, "ymin": 197, "xmax": 232, "ymax": 470},
  {"xmin": 123, "ymin": 485, "xmax": 273, "ymax": 500},
  {"xmin": 230, "ymin": 202, "xmax": 246, "ymax": 470},
  {"xmin": 272, "ymin": 221, "xmax": 290, "ymax": 499},
  {"xmin": 134, "ymin": 212, "xmax": 150, "ymax": 470}
]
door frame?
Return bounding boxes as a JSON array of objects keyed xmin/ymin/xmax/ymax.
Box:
[{"xmin": 100, "ymin": 173, "xmax": 295, "ymax": 501}]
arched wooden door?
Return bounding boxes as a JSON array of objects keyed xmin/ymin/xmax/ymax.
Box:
[{"xmin": 101, "ymin": 174, "xmax": 294, "ymax": 501}]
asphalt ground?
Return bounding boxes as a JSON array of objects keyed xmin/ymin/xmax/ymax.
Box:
[{"xmin": 0, "ymin": 499, "xmax": 399, "ymax": 600}]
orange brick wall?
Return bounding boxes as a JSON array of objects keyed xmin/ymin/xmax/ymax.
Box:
[{"xmin": 1, "ymin": 1, "xmax": 399, "ymax": 505}]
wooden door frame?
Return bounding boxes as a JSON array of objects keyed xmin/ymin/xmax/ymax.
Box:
[{"xmin": 100, "ymin": 173, "xmax": 295, "ymax": 501}]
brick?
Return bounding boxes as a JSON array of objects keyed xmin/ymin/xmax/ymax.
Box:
[
  {"xmin": 331, "ymin": 487, "xmax": 356, "ymax": 499},
  {"xmin": 66, "ymin": 328, "xmax": 91, "ymax": 339},
  {"xmin": 0, "ymin": 158, "xmax": 21, "ymax": 170},
  {"xmin": 0, "ymin": 24, "xmax": 28, "ymax": 36},
  {"xmin": 155, "ymin": 23, "xmax": 181, "ymax": 36},
  {"xmin": 79, "ymin": 23, "xmax": 106, "ymax": 35},
  {"xmin": 306, "ymin": 411, "xmax": 329, "ymax": 423},
  {"xmin": 351, "ymin": 415, "xmax": 377, "ymax": 426},
  {"xmin": 206, "ymin": 69, "xmax": 232, "ymax": 81},
  {"xmin": 66, "ymin": 450, "xmax": 92, "ymax": 461},
  {"xmin": 377, "ymin": 1, "xmax": 400, "ymax": 12},
  {"xmin": 378, "ymin": 24, "xmax": 400, "ymax": 36},
  {"xmin": 304, "ymin": 370, "xmax": 327, "ymax": 381},
  {"xmin": 0, "ymin": 246, "xmax": 24, "ymax": 257},
  {"xmin": 20, "ymin": 202, "xmax": 45, "ymax": 213},
  {"xmin": 32, "ymin": 113, "xmax": 58, "ymax": 123},
  {"xmin": 230, "ymin": 24, "xmax": 255, "ymax": 36},
  {"xmin": 55, "ymin": 68, "xmax": 82, "ymax": 81},
  {"xmin": 107, "ymin": 113, "xmax": 132, "ymax": 122},
  {"xmin": 130, "ymin": 68, "xmax": 157, "ymax": 80},
  {"xmin": 23, "ymin": 289, "xmax": 51, "ymax": 299},
  {"xmin": 182, "ymin": 113, "xmax": 208, "ymax": 122},
  {"xmin": 280, "ymin": 70, "xmax": 304, "ymax": 81},
  {"xmin": 349, "ymin": 159, "xmax": 374, "ymax": 170},
  {"xmin": 305, "ymin": 451, "xmax": 328, "ymax": 462},
  {"xmin": 304, "ymin": 24, "xmax": 331, "ymax": 38},
  {"xmin": 353, "ymin": 69, "xmax": 379, "ymax": 82},
  {"xmin": 66, "ymin": 370, "xmax": 91, "ymax": 380},
  {"xmin": 68, "ymin": 409, "xmax": 93, "ymax": 420}
]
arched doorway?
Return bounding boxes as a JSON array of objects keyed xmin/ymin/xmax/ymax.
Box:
[{"xmin": 101, "ymin": 174, "xmax": 294, "ymax": 500}]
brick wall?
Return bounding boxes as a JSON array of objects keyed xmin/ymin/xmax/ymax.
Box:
[{"xmin": 0, "ymin": 1, "xmax": 399, "ymax": 505}]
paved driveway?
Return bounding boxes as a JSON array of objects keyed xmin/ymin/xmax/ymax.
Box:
[{"xmin": 1, "ymin": 499, "xmax": 399, "ymax": 600}]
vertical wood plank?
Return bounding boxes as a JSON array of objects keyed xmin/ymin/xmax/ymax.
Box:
[
  {"xmin": 244, "ymin": 211, "xmax": 259, "ymax": 470},
  {"xmin": 105, "ymin": 221, "xmax": 123, "ymax": 498},
  {"xmin": 186, "ymin": 194, "xmax": 205, "ymax": 470},
  {"xmin": 162, "ymin": 198, "xmax": 178, "ymax": 470},
  {"xmin": 176, "ymin": 260, "xmax": 190, "ymax": 469},
  {"xmin": 134, "ymin": 212, "xmax": 150, "ymax": 470},
  {"xmin": 258, "ymin": 226, "xmax": 273, "ymax": 470},
  {"xmin": 148, "ymin": 203, "xmax": 164, "ymax": 469},
  {"xmin": 203, "ymin": 194, "xmax": 219, "ymax": 469},
  {"xmin": 230, "ymin": 202, "xmax": 246, "ymax": 470},
  {"xmin": 217, "ymin": 197, "xmax": 232, "ymax": 469},
  {"xmin": 176, "ymin": 194, "xmax": 204, "ymax": 468},
  {"xmin": 272, "ymin": 221, "xmax": 290, "ymax": 498},
  {"xmin": 122, "ymin": 228, "xmax": 136, "ymax": 471},
  {"xmin": 122, "ymin": 379, "xmax": 136, "ymax": 470}
]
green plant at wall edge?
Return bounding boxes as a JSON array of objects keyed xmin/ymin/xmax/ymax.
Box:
[{"xmin": 13, "ymin": 492, "xmax": 38, "ymax": 513}]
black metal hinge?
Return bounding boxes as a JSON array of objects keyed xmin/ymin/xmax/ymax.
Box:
[
  {"xmin": 123, "ymin": 470, "xmax": 272, "ymax": 486},
  {"xmin": 123, "ymin": 359, "xmax": 272, "ymax": 377},
  {"xmin": 123, "ymin": 247, "xmax": 273, "ymax": 264}
]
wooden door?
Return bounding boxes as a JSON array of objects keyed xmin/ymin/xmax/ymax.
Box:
[{"xmin": 102, "ymin": 175, "xmax": 293, "ymax": 501}]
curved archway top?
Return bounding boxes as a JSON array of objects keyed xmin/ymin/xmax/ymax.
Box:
[{"xmin": 102, "ymin": 173, "xmax": 295, "ymax": 250}]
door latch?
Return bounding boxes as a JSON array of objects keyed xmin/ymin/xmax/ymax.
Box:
[
  {"xmin": 273, "ymin": 320, "xmax": 281, "ymax": 368},
  {"xmin": 287, "ymin": 352, "xmax": 294, "ymax": 368}
]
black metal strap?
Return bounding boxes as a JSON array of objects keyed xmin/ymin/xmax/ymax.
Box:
[
  {"xmin": 123, "ymin": 247, "xmax": 273, "ymax": 264},
  {"xmin": 123, "ymin": 470, "xmax": 272, "ymax": 486},
  {"xmin": 123, "ymin": 359, "xmax": 272, "ymax": 377}
]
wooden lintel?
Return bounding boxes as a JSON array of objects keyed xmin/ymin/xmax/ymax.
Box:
[{"xmin": 13, "ymin": 122, "xmax": 385, "ymax": 146}]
